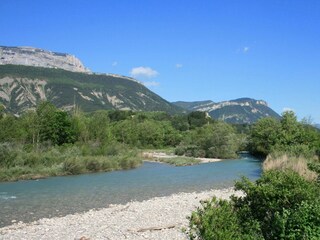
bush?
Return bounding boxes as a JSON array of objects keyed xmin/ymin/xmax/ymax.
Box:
[
  {"xmin": 175, "ymin": 145, "xmax": 185, "ymax": 156},
  {"xmin": 0, "ymin": 143, "xmax": 17, "ymax": 167},
  {"xmin": 189, "ymin": 198, "xmax": 245, "ymax": 240},
  {"xmin": 233, "ymin": 170, "xmax": 320, "ymax": 239},
  {"xmin": 63, "ymin": 157, "xmax": 85, "ymax": 175},
  {"xmin": 188, "ymin": 170, "xmax": 320, "ymax": 240}
]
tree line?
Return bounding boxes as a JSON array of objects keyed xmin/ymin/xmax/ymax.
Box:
[{"xmin": 1, "ymin": 101, "xmax": 319, "ymax": 181}]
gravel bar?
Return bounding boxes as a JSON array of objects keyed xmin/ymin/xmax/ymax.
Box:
[{"xmin": 0, "ymin": 188, "xmax": 243, "ymax": 240}]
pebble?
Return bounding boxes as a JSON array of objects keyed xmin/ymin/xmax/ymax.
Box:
[{"xmin": 0, "ymin": 188, "xmax": 243, "ymax": 240}]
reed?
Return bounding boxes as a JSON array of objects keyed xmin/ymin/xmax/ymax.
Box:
[{"xmin": 263, "ymin": 153, "xmax": 318, "ymax": 181}]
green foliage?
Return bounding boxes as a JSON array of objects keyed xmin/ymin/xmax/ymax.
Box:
[
  {"xmin": 189, "ymin": 170, "xmax": 320, "ymax": 240},
  {"xmin": 188, "ymin": 111, "xmax": 210, "ymax": 129},
  {"xmin": 0, "ymin": 143, "xmax": 18, "ymax": 168},
  {"xmin": 0, "ymin": 99, "xmax": 244, "ymax": 180},
  {"xmin": 177, "ymin": 121, "xmax": 240, "ymax": 159},
  {"xmin": 249, "ymin": 111, "xmax": 320, "ymax": 157},
  {"xmin": 188, "ymin": 198, "xmax": 253, "ymax": 240},
  {"xmin": 36, "ymin": 101, "xmax": 76, "ymax": 145}
]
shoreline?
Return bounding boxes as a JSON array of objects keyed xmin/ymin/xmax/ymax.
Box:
[
  {"xmin": 0, "ymin": 188, "xmax": 243, "ymax": 240},
  {"xmin": 142, "ymin": 151, "xmax": 222, "ymax": 164}
]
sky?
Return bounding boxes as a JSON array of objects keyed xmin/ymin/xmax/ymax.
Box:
[{"xmin": 1, "ymin": 0, "xmax": 319, "ymax": 122}]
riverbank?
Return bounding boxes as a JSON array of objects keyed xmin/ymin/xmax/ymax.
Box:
[
  {"xmin": 142, "ymin": 151, "xmax": 222, "ymax": 166},
  {"xmin": 0, "ymin": 188, "xmax": 243, "ymax": 240}
]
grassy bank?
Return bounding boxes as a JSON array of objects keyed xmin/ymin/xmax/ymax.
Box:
[{"xmin": 0, "ymin": 143, "xmax": 142, "ymax": 182}]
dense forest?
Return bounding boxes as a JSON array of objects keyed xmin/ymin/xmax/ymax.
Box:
[{"xmin": 0, "ymin": 101, "xmax": 320, "ymax": 182}]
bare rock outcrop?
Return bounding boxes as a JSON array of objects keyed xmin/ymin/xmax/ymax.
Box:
[{"xmin": 0, "ymin": 46, "xmax": 90, "ymax": 73}]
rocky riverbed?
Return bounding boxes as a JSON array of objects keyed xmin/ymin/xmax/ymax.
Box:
[{"xmin": 0, "ymin": 188, "xmax": 243, "ymax": 240}]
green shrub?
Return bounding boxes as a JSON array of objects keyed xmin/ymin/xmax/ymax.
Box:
[
  {"xmin": 188, "ymin": 170, "xmax": 320, "ymax": 240},
  {"xmin": 85, "ymin": 158, "xmax": 101, "ymax": 171},
  {"xmin": 0, "ymin": 143, "xmax": 18, "ymax": 167},
  {"xmin": 233, "ymin": 170, "xmax": 320, "ymax": 239},
  {"xmin": 174, "ymin": 145, "xmax": 185, "ymax": 156},
  {"xmin": 63, "ymin": 157, "xmax": 85, "ymax": 175},
  {"xmin": 188, "ymin": 198, "xmax": 262, "ymax": 240}
]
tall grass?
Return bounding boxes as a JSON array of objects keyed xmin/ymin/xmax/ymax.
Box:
[
  {"xmin": 0, "ymin": 142, "xmax": 142, "ymax": 181},
  {"xmin": 263, "ymin": 153, "xmax": 318, "ymax": 181}
]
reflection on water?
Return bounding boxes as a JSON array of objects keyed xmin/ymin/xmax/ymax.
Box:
[{"xmin": 0, "ymin": 155, "xmax": 262, "ymax": 227}]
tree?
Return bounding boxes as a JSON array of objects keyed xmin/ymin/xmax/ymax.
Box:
[
  {"xmin": 87, "ymin": 110, "xmax": 112, "ymax": 144},
  {"xmin": 188, "ymin": 111, "xmax": 210, "ymax": 129},
  {"xmin": 36, "ymin": 101, "xmax": 76, "ymax": 145},
  {"xmin": 249, "ymin": 111, "xmax": 320, "ymax": 157},
  {"xmin": 249, "ymin": 117, "xmax": 281, "ymax": 156}
]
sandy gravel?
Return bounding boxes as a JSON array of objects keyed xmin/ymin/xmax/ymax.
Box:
[
  {"xmin": 142, "ymin": 152, "xmax": 222, "ymax": 163},
  {"xmin": 0, "ymin": 188, "xmax": 243, "ymax": 240}
]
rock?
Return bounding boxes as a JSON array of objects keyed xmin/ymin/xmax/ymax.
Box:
[{"xmin": 0, "ymin": 46, "xmax": 90, "ymax": 73}]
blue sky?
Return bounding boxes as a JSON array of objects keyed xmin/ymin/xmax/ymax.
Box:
[{"xmin": 1, "ymin": 0, "xmax": 320, "ymax": 122}]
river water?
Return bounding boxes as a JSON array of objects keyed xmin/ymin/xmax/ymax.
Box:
[{"xmin": 0, "ymin": 154, "xmax": 261, "ymax": 227}]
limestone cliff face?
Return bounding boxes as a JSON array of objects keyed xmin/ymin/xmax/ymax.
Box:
[{"xmin": 0, "ymin": 46, "xmax": 90, "ymax": 73}]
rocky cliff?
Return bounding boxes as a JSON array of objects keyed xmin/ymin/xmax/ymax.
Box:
[{"xmin": 0, "ymin": 46, "xmax": 90, "ymax": 73}]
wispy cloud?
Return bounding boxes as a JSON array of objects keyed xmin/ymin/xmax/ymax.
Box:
[
  {"xmin": 237, "ymin": 46, "xmax": 250, "ymax": 54},
  {"xmin": 130, "ymin": 66, "xmax": 159, "ymax": 78},
  {"xmin": 112, "ymin": 61, "xmax": 118, "ymax": 67},
  {"xmin": 243, "ymin": 46, "xmax": 250, "ymax": 53},
  {"xmin": 142, "ymin": 81, "xmax": 160, "ymax": 87},
  {"xmin": 175, "ymin": 63, "xmax": 183, "ymax": 68}
]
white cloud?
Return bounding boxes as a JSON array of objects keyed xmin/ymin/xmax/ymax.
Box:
[
  {"xmin": 130, "ymin": 66, "xmax": 158, "ymax": 78},
  {"xmin": 243, "ymin": 46, "xmax": 250, "ymax": 53},
  {"xmin": 237, "ymin": 46, "xmax": 250, "ymax": 54},
  {"xmin": 143, "ymin": 81, "xmax": 160, "ymax": 87},
  {"xmin": 283, "ymin": 107, "xmax": 294, "ymax": 113},
  {"xmin": 175, "ymin": 63, "xmax": 183, "ymax": 68},
  {"xmin": 112, "ymin": 61, "xmax": 118, "ymax": 67}
]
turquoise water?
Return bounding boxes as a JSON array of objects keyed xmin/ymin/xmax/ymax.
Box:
[{"xmin": 0, "ymin": 154, "xmax": 261, "ymax": 227}]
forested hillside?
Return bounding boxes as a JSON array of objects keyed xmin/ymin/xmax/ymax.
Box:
[{"xmin": 0, "ymin": 65, "xmax": 183, "ymax": 115}]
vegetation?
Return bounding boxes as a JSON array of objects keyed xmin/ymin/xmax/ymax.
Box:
[
  {"xmin": 263, "ymin": 153, "xmax": 318, "ymax": 181},
  {"xmin": 0, "ymin": 101, "xmax": 245, "ymax": 181},
  {"xmin": 0, "ymin": 64, "xmax": 183, "ymax": 114},
  {"xmin": 188, "ymin": 170, "xmax": 320, "ymax": 240},
  {"xmin": 188, "ymin": 110, "xmax": 320, "ymax": 240},
  {"xmin": 155, "ymin": 157, "xmax": 201, "ymax": 166},
  {"xmin": 249, "ymin": 111, "xmax": 320, "ymax": 158}
]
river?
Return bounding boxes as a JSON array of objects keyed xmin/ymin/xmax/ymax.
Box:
[{"xmin": 0, "ymin": 154, "xmax": 261, "ymax": 227}]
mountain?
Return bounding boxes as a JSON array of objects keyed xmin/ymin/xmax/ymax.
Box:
[
  {"xmin": 0, "ymin": 64, "xmax": 182, "ymax": 115},
  {"xmin": 173, "ymin": 98, "xmax": 280, "ymax": 124},
  {"xmin": 0, "ymin": 46, "xmax": 90, "ymax": 73}
]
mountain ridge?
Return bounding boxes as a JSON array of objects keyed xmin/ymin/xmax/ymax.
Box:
[
  {"xmin": 0, "ymin": 64, "xmax": 183, "ymax": 115},
  {"xmin": 173, "ymin": 98, "xmax": 280, "ymax": 124},
  {"xmin": 0, "ymin": 46, "xmax": 280, "ymax": 123}
]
